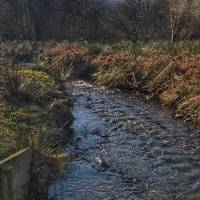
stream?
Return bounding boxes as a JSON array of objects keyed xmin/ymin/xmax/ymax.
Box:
[{"xmin": 48, "ymin": 80, "xmax": 200, "ymax": 200}]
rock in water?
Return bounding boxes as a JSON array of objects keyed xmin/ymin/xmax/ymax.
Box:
[{"xmin": 95, "ymin": 155, "xmax": 108, "ymax": 168}]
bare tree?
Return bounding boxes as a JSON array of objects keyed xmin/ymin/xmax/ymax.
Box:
[
  {"xmin": 168, "ymin": 0, "xmax": 200, "ymax": 43},
  {"xmin": 0, "ymin": 0, "xmax": 199, "ymax": 41}
]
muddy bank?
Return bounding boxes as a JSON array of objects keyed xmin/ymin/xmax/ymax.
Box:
[{"xmin": 49, "ymin": 80, "xmax": 200, "ymax": 200}]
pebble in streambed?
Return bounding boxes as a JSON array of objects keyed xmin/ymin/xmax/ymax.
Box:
[{"xmin": 95, "ymin": 155, "xmax": 109, "ymax": 170}]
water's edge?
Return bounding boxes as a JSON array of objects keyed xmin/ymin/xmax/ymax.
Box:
[{"xmin": 49, "ymin": 80, "xmax": 200, "ymax": 200}]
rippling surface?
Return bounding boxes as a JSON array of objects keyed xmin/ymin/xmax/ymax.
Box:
[{"xmin": 49, "ymin": 80, "xmax": 200, "ymax": 200}]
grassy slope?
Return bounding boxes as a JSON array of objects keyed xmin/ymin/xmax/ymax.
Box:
[
  {"xmin": 0, "ymin": 42, "xmax": 74, "ymax": 199},
  {"xmin": 91, "ymin": 41, "xmax": 200, "ymax": 127}
]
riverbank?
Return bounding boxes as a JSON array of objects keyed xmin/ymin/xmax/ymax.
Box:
[
  {"xmin": 40, "ymin": 40, "xmax": 200, "ymax": 128},
  {"xmin": 0, "ymin": 41, "xmax": 74, "ymax": 199},
  {"xmin": 92, "ymin": 41, "xmax": 200, "ymax": 127}
]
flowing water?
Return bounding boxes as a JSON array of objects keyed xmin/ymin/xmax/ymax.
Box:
[{"xmin": 48, "ymin": 80, "xmax": 200, "ymax": 200}]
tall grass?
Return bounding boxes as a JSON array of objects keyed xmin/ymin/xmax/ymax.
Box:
[
  {"xmin": 0, "ymin": 47, "xmax": 74, "ymax": 199},
  {"xmin": 39, "ymin": 42, "xmax": 89, "ymax": 79},
  {"xmin": 0, "ymin": 63, "xmax": 74, "ymax": 156},
  {"xmin": 92, "ymin": 41, "xmax": 200, "ymax": 126}
]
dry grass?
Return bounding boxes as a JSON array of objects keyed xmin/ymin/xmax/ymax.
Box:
[
  {"xmin": 93, "ymin": 42, "xmax": 200, "ymax": 126},
  {"xmin": 0, "ymin": 66, "xmax": 74, "ymax": 160},
  {"xmin": 0, "ymin": 40, "xmax": 200, "ymax": 198},
  {"xmin": 2, "ymin": 40, "xmax": 199, "ymax": 158},
  {"xmin": 39, "ymin": 42, "xmax": 89, "ymax": 79},
  {"xmin": 0, "ymin": 41, "xmax": 35, "ymax": 64},
  {"xmin": 35, "ymin": 40, "xmax": 200, "ymax": 126},
  {"xmin": 0, "ymin": 54, "xmax": 74, "ymax": 199},
  {"xmin": 0, "ymin": 41, "xmax": 56, "ymax": 65},
  {"xmin": 92, "ymin": 51, "xmax": 137, "ymax": 88},
  {"xmin": 15, "ymin": 40, "xmax": 198, "ymax": 126}
]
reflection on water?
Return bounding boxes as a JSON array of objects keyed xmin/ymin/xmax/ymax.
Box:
[{"xmin": 49, "ymin": 80, "xmax": 200, "ymax": 200}]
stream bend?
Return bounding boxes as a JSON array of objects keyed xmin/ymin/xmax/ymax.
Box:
[{"xmin": 49, "ymin": 80, "xmax": 200, "ymax": 200}]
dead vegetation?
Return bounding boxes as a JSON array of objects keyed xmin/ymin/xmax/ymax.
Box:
[
  {"xmin": 39, "ymin": 42, "xmax": 89, "ymax": 79},
  {"xmin": 0, "ymin": 64, "xmax": 74, "ymax": 151},
  {"xmin": 36, "ymin": 40, "xmax": 200, "ymax": 126},
  {"xmin": 92, "ymin": 42, "xmax": 200, "ymax": 127},
  {"xmin": 31, "ymin": 40, "xmax": 200, "ymax": 127}
]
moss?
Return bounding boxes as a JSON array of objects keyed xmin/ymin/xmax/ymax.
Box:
[
  {"xmin": 16, "ymin": 68, "xmax": 59, "ymax": 106},
  {"xmin": 17, "ymin": 68, "xmax": 56, "ymax": 89}
]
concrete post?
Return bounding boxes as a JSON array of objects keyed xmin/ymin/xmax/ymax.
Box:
[{"xmin": 0, "ymin": 148, "xmax": 32, "ymax": 200}]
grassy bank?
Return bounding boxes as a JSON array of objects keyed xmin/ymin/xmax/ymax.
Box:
[
  {"xmin": 39, "ymin": 40, "xmax": 200, "ymax": 127},
  {"xmin": 92, "ymin": 41, "xmax": 200, "ymax": 127},
  {"xmin": 0, "ymin": 42, "xmax": 74, "ymax": 199}
]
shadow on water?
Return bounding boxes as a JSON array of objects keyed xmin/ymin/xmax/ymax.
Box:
[{"xmin": 49, "ymin": 80, "xmax": 200, "ymax": 200}]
